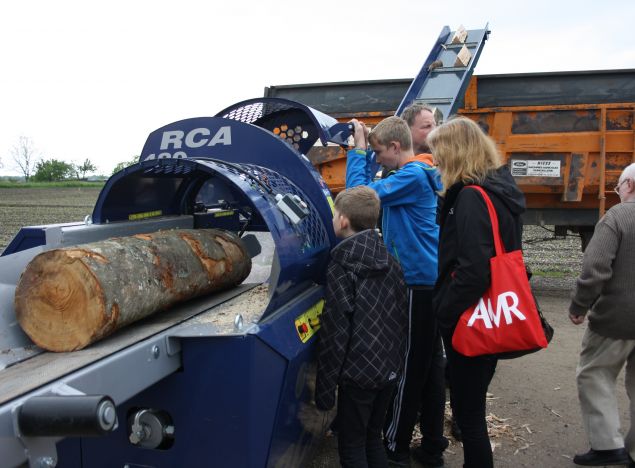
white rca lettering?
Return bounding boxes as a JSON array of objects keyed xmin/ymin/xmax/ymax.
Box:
[
  {"xmin": 159, "ymin": 126, "xmax": 232, "ymax": 150},
  {"xmin": 467, "ymin": 291, "xmax": 527, "ymax": 329}
]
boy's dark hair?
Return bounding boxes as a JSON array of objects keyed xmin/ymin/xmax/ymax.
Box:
[{"xmin": 334, "ymin": 186, "xmax": 380, "ymax": 232}]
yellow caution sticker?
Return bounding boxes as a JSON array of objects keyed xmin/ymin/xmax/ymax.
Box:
[
  {"xmin": 295, "ymin": 300, "xmax": 324, "ymax": 343},
  {"xmin": 213, "ymin": 210, "xmax": 235, "ymax": 218},
  {"xmin": 128, "ymin": 210, "xmax": 162, "ymax": 221},
  {"xmin": 326, "ymin": 195, "xmax": 335, "ymax": 214}
]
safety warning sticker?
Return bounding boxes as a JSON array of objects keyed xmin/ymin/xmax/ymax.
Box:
[
  {"xmin": 295, "ymin": 300, "xmax": 324, "ymax": 343},
  {"xmin": 511, "ymin": 160, "xmax": 561, "ymax": 177}
]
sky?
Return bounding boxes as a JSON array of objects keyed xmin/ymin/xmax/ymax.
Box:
[{"xmin": 1, "ymin": 0, "xmax": 634, "ymax": 177}]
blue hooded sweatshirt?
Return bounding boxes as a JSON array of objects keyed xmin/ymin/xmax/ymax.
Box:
[{"xmin": 346, "ymin": 149, "xmax": 441, "ymax": 286}]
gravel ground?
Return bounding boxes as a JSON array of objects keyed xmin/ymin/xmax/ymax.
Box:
[{"xmin": 522, "ymin": 225, "xmax": 584, "ymax": 293}]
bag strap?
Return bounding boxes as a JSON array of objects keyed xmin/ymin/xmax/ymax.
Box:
[{"xmin": 465, "ymin": 185, "xmax": 505, "ymax": 256}]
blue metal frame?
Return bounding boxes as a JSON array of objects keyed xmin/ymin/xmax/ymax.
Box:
[{"xmin": 396, "ymin": 24, "xmax": 490, "ymax": 120}]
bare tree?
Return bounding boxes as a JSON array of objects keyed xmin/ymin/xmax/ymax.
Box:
[{"xmin": 11, "ymin": 136, "xmax": 39, "ymax": 181}]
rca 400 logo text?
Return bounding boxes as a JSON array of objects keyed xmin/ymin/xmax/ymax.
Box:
[{"xmin": 144, "ymin": 126, "xmax": 232, "ymax": 160}]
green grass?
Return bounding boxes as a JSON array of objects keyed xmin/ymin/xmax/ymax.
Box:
[{"xmin": 0, "ymin": 181, "xmax": 105, "ymax": 189}]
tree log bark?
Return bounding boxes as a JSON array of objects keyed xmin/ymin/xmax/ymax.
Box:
[{"xmin": 14, "ymin": 229, "xmax": 251, "ymax": 352}]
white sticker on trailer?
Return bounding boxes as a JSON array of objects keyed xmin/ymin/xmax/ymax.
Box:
[{"xmin": 511, "ymin": 160, "xmax": 561, "ymax": 177}]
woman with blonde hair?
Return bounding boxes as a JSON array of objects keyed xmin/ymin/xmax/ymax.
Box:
[{"xmin": 428, "ymin": 117, "xmax": 526, "ymax": 467}]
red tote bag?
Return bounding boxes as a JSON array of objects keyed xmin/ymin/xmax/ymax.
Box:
[{"xmin": 451, "ymin": 186, "xmax": 548, "ymax": 357}]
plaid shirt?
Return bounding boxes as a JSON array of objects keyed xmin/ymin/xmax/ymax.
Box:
[{"xmin": 315, "ymin": 229, "xmax": 408, "ymax": 410}]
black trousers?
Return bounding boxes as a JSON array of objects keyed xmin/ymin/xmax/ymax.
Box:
[
  {"xmin": 384, "ymin": 288, "xmax": 448, "ymax": 456},
  {"xmin": 443, "ymin": 331, "xmax": 498, "ymax": 468},
  {"xmin": 337, "ymin": 382, "xmax": 396, "ymax": 468}
]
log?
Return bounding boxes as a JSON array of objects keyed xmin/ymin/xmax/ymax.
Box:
[{"xmin": 14, "ymin": 229, "xmax": 251, "ymax": 352}]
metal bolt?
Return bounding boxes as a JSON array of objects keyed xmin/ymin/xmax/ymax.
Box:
[
  {"xmin": 151, "ymin": 345, "xmax": 160, "ymax": 359},
  {"xmin": 129, "ymin": 427, "xmax": 144, "ymax": 445},
  {"xmin": 37, "ymin": 457, "xmax": 57, "ymax": 468},
  {"xmin": 163, "ymin": 425, "xmax": 175, "ymax": 437},
  {"xmin": 99, "ymin": 404, "xmax": 116, "ymax": 428}
]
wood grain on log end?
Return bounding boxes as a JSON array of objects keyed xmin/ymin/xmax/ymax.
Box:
[{"xmin": 14, "ymin": 249, "xmax": 110, "ymax": 352}]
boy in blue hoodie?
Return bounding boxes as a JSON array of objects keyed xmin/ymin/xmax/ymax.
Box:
[
  {"xmin": 315, "ymin": 186, "xmax": 408, "ymax": 468},
  {"xmin": 347, "ymin": 117, "xmax": 447, "ymax": 466}
]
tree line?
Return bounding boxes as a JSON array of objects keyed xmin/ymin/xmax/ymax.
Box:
[{"xmin": 3, "ymin": 136, "xmax": 139, "ymax": 181}]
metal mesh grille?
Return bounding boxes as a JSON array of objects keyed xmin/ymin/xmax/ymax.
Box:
[
  {"xmin": 138, "ymin": 160, "xmax": 329, "ymax": 252},
  {"xmin": 214, "ymin": 161, "xmax": 329, "ymax": 251},
  {"xmin": 142, "ymin": 164, "xmax": 194, "ymax": 176},
  {"xmin": 222, "ymin": 102, "xmax": 294, "ymax": 124}
]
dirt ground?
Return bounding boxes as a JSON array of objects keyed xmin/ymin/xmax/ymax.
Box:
[
  {"xmin": 0, "ymin": 187, "xmax": 100, "ymax": 253},
  {"xmin": 310, "ymin": 290, "xmax": 631, "ymax": 468}
]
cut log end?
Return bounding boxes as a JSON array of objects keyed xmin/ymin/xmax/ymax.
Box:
[{"xmin": 14, "ymin": 250, "xmax": 108, "ymax": 352}]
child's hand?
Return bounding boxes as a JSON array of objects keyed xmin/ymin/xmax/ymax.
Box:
[{"xmin": 349, "ymin": 119, "xmax": 368, "ymax": 150}]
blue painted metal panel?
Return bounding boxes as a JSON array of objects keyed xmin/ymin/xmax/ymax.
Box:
[
  {"xmin": 56, "ymin": 438, "xmax": 82, "ymax": 468},
  {"xmin": 256, "ymin": 287, "xmax": 331, "ymax": 467},
  {"xmin": 1, "ymin": 227, "xmax": 46, "ymax": 256},
  {"xmin": 80, "ymin": 335, "xmax": 287, "ymax": 467}
]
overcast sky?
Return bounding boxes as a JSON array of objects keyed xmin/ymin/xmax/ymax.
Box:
[{"xmin": 1, "ymin": 0, "xmax": 633, "ymax": 176}]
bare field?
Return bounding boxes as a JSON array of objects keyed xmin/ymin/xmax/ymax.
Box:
[
  {"xmin": 0, "ymin": 187, "xmax": 100, "ymax": 253},
  {"xmin": 0, "ymin": 187, "xmax": 585, "ymax": 281}
]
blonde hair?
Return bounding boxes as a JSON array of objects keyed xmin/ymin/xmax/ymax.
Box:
[
  {"xmin": 368, "ymin": 116, "xmax": 412, "ymax": 152},
  {"xmin": 334, "ymin": 186, "xmax": 380, "ymax": 232},
  {"xmin": 427, "ymin": 117, "xmax": 502, "ymax": 194}
]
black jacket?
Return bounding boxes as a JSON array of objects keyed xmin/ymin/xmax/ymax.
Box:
[
  {"xmin": 315, "ymin": 229, "xmax": 408, "ymax": 410},
  {"xmin": 432, "ymin": 166, "xmax": 526, "ymax": 331}
]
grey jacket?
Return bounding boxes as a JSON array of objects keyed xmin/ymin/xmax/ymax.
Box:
[{"xmin": 569, "ymin": 202, "xmax": 635, "ymax": 339}]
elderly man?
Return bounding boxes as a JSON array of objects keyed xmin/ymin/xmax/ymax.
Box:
[{"xmin": 569, "ymin": 163, "xmax": 635, "ymax": 467}]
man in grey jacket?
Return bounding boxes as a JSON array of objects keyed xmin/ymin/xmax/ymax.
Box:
[{"xmin": 569, "ymin": 163, "xmax": 635, "ymax": 467}]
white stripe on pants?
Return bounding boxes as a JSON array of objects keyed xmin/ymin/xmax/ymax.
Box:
[
  {"xmin": 385, "ymin": 288, "xmax": 413, "ymax": 451},
  {"xmin": 576, "ymin": 327, "xmax": 635, "ymax": 457}
]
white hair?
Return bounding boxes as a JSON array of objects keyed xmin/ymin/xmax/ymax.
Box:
[{"xmin": 621, "ymin": 163, "xmax": 635, "ymax": 182}]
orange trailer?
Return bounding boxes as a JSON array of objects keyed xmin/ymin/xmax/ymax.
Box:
[{"xmin": 265, "ymin": 69, "xmax": 635, "ymax": 247}]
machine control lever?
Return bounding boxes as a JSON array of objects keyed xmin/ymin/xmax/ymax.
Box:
[{"xmin": 17, "ymin": 395, "xmax": 117, "ymax": 437}]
